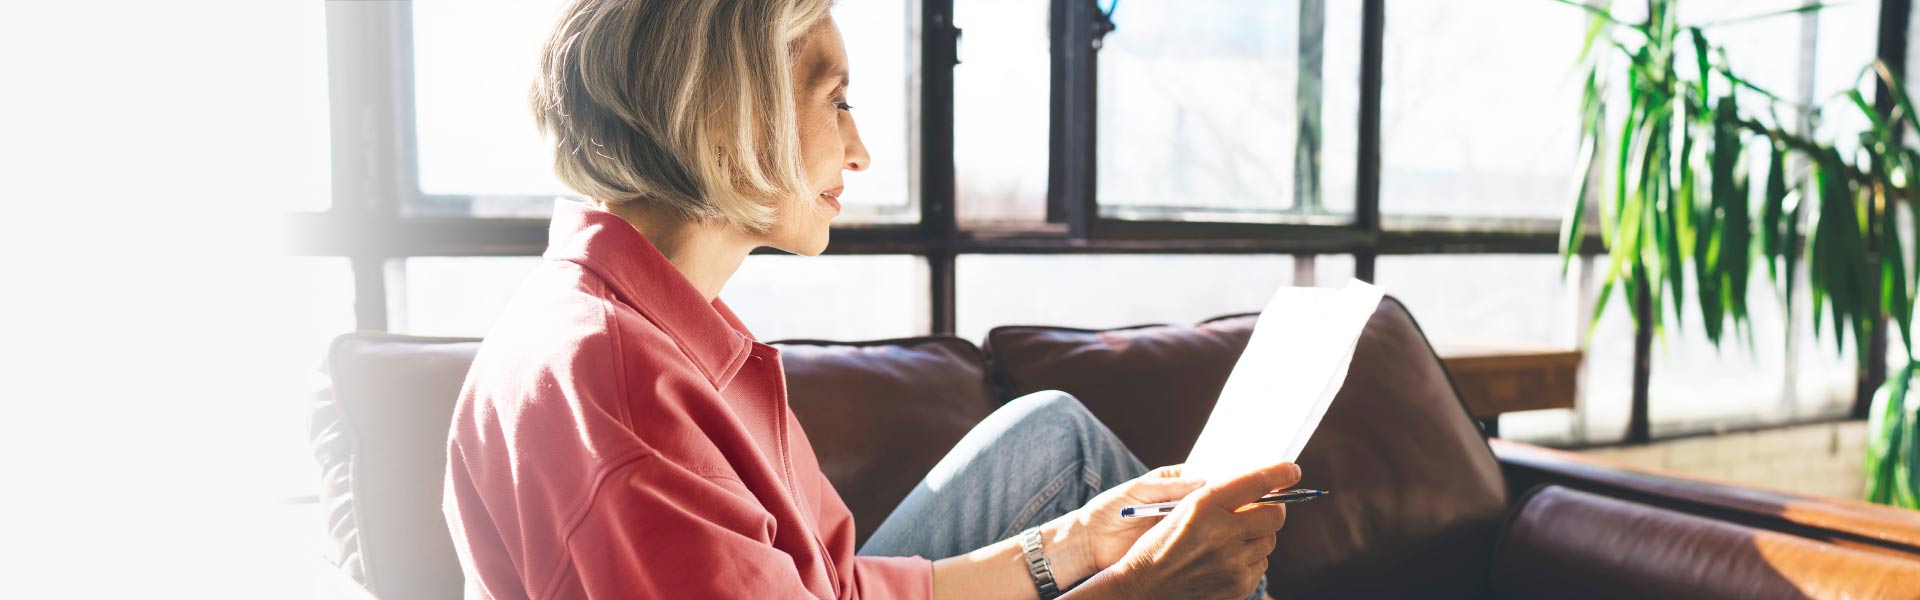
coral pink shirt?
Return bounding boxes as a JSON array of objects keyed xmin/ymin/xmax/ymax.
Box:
[{"xmin": 443, "ymin": 201, "xmax": 932, "ymax": 599}]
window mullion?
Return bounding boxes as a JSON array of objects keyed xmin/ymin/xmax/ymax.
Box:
[{"xmin": 1047, "ymin": 0, "xmax": 1098, "ymax": 239}]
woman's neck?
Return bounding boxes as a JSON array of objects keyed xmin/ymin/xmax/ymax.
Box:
[{"xmin": 599, "ymin": 200, "xmax": 755, "ymax": 302}]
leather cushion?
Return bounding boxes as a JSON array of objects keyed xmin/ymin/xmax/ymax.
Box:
[
  {"xmin": 773, "ymin": 337, "xmax": 997, "ymax": 545},
  {"xmin": 1494, "ymin": 485, "xmax": 1920, "ymax": 599},
  {"xmin": 985, "ymin": 318, "xmax": 1253, "ymax": 470},
  {"xmin": 985, "ymin": 297, "xmax": 1509, "ymax": 597},
  {"xmin": 314, "ymin": 333, "xmax": 479, "ymax": 600}
]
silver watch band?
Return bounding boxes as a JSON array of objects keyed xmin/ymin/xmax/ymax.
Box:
[{"xmin": 1019, "ymin": 527, "xmax": 1063, "ymax": 599}]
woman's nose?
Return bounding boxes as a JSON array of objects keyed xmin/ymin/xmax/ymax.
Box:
[{"xmin": 841, "ymin": 114, "xmax": 870, "ymax": 172}]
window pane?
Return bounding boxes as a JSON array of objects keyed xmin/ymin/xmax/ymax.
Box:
[
  {"xmin": 1645, "ymin": 265, "xmax": 1844, "ymax": 434},
  {"xmin": 1319, "ymin": 0, "xmax": 1363, "ymax": 215},
  {"xmin": 1380, "ymin": 0, "xmax": 1584, "ymax": 221},
  {"xmin": 1372, "ymin": 255, "xmax": 1628, "ymax": 446},
  {"xmin": 1373, "ymin": 255, "xmax": 1581, "ymax": 348},
  {"xmin": 955, "ymin": 0, "xmax": 1051, "ymax": 225},
  {"xmin": 1790, "ymin": 267, "xmax": 1860, "ymax": 419},
  {"xmin": 396, "ymin": 255, "xmax": 926, "ymax": 341},
  {"xmin": 831, "ymin": 0, "xmax": 917, "ymax": 220},
  {"xmin": 723, "ymin": 255, "xmax": 930, "ymax": 341},
  {"xmin": 1314, "ymin": 253, "xmax": 1355, "ymax": 286},
  {"xmin": 409, "ymin": 0, "xmax": 916, "ymax": 222},
  {"xmin": 1812, "ymin": 1, "xmax": 1881, "ymax": 156},
  {"xmin": 242, "ymin": 0, "xmax": 330, "ymax": 211},
  {"xmin": 396, "ymin": 257, "xmax": 544, "ymax": 337},
  {"xmin": 242, "ymin": 257, "xmax": 354, "ymax": 500},
  {"xmin": 1097, "ymin": 1, "xmax": 1356, "ymax": 223},
  {"xmin": 956, "ymin": 255, "xmax": 1301, "ymax": 342},
  {"xmin": 1674, "ymin": 0, "xmax": 1810, "ymax": 106},
  {"xmin": 412, "ymin": 0, "xmax": 570, "ymax": 204}
]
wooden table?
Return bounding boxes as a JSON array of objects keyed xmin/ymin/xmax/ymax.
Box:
[{"xmin": 1433, "ymin": 343, "xmax": 1583, "ymax": 437}]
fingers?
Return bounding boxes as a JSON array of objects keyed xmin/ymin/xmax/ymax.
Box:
[
  {"xmin": 1147, "ymin": 464, "xmax": 1186, "ymax": 479},
  {"xmin": 1123, "ymin": 474, "xmax": 1208, "ymax": 505},
  {"xmin": 1234, "ymin": 502, "xmax": 1287, "ymax": 534},
  {"xmin": 1237, "ymin": 557, "xmax": 1268, "ymax": 597},
  {"xmin": 1195, "ymin": 462, "xmax": 1303, "ymax": 510},
  {"xmin": 1244, "ymin": 529, "xmax": 1278, "ymax": 556}
]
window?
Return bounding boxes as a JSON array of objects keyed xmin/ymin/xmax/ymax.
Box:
[
  {"xmin": 954, "ymin": 0, "xmax": 1051, "ymax": 225},
  {"xmin": 411, "ymin": 0, "xmax": 572, "ymax": 205},
  {"xmin": 292, "ymin": 0, "xmax": 1905, "ymax": 463},
  {"xmin": 1379, "ymin": 0, "xmax": 1584, "ymax": 224},
  {"xmin": 1092, "ymin": 0, "xmax": 1360, "ymax": 224}
]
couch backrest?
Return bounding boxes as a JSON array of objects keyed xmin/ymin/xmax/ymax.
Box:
[
  {"xmin": 986, "ymin": 297, "xmax": 1509, "ymax": 598},
  {"xmin": 315, "ymin": 296, "xmax": 1505, "ymax": 599},
  {"xmin": 312, "ymin": 333, "xmax": 998, "ymax": 599},
  {"xmin": 1493, "ymin": 485, "xmax": 1920, "ymax": 598},
  {"xmin": 755, "ymin": 337, "xmax": 999, "ymax": 544}
]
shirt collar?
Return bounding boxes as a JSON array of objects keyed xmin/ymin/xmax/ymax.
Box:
[{"xmin": 544, "ymin": 199, "xmax": 757, "ymax": 390}]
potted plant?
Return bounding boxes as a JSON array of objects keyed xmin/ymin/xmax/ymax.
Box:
[{"xmin": 1552, "ymin": 0, "xmax": 1920, "ymax": 507}]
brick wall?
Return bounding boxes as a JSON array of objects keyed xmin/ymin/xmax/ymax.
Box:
[{"xmin": 1576, "ymin": 420, "xmax": 1870, "ymax": 501}]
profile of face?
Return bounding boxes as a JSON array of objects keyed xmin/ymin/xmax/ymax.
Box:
[{"xmin": 760, "ymin": 18, "xmax": 870, "ymax": 256}]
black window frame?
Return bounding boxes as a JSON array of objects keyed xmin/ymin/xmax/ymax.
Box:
[{"xmin": 285, "ymin": 0, "xmax": 1912, "ymax": 445}]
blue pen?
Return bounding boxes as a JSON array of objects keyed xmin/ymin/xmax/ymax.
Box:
[{"xmin": 1119, "ymin": 489, "xmax": 1328, "ymax": 519}]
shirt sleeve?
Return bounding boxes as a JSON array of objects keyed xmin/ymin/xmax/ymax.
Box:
[
  {"xmin": 557, "ymin": 454, "xmax": 931, "ymax": 600},
  {"xmin": 848, "ymin": 555, "xmax": 934, "ymax": 600}
]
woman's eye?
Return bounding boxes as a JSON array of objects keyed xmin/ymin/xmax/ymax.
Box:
[{"xmin": 833, "ymin": 101, "xmax": 854, "ymax": 111}]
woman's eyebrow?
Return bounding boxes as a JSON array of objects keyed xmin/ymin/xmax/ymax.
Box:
[{"xmin": 823, "ymin": 68, "xmax": 849, "ymax": 92}]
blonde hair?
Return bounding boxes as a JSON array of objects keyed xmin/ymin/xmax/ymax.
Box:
[{"xmin": 533, "ymin": 0, "xmax": 834, "ymax": 233}]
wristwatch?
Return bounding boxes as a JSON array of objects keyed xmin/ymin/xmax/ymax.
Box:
[{"xmin": 1019, "ymin": 527, "xmax": 1063, "ymax": 599}]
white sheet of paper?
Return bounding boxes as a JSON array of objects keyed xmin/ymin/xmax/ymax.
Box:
[{"xmin": 1182, "ymin": 279, "xmax": 1385, "ymax": 483}]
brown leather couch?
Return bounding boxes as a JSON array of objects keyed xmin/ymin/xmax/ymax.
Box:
[{"xmin": 311, "ymin": 297, "xmax": 1920, "ymax": 599}]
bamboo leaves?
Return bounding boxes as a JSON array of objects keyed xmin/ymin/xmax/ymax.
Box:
[
  {"xmin": 1806, "ymin": 153, "xmax": 1870, "ymax": 361},
  {"xmin": 1866, "ymin": 363, "xmax": 1913, "ymax": 506},
  {"xmin": 1560, "ymin": 1, "xmax": 1909, "ymax": 357},
  {"xmin": 1569, "ymin": 3, "xmax": 1753, "ymax": 341},
  {"xmin": 1556, "ymin": 0, "xmax": 1920, "ymax": 508}
]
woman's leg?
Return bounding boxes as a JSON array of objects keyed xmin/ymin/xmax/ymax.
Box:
[
  {"xmin": 859, "ymin": 390, "xmax": 1146, "ymax": 559},
  {"xmin": 859, "ymin": 390, "xmax": 1267, "ymax": 598}
]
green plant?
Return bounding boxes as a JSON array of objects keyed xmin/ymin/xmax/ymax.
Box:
[{"xmin": 1553, "ymin": 0, "xmax": 1920, "ymax": 507}]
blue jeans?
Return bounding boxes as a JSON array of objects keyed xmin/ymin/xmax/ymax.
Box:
[{"xmin": 858, "ymin": 390, "xmax": 1267, "ymax": 599}]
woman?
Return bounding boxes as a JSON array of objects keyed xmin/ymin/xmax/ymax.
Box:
[{"xmin": 442, "ymin": 0, "xmax": 1299, "ymax": 598}]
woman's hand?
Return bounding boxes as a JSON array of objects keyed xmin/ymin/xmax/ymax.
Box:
[
  {"xmin": 1048, "ymin": 464, "xmax": 1208, "ymax": 581},
  {"xmin": 1068, "ymin": 461, "xmax": 1302, "ymax": 600}
]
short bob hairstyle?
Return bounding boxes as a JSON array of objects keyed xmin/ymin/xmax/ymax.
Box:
[{"xmin": 534, "ymin": 0, "xmax": 834, "ymax": 233}]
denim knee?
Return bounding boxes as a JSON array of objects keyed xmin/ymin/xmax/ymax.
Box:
[{"xmin": 1000, "ymin": 390, "xmax": 1101, "ymax": 439}]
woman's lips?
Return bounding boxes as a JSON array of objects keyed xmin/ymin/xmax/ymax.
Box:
[{"xmin": 819, "ymin": 186, "xmax": 844, "ymax": 214}]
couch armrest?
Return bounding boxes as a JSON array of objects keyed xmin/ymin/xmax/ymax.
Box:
[
  {"xmin": 1490, "ymin": 438, "xmax": 1920, "ymax": 559},
  {"xmin": 1492, "ymin": 485, "xmax": 1920, "ymax": 599}
]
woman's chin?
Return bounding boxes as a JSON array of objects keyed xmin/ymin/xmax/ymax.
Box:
[
  {"xmin": 769, "ymin": 228, "xmax": 830, "ymax": 256},
  {"xmin": 796, "ymin": 230, "xmax": 830, "ymax": 256}
]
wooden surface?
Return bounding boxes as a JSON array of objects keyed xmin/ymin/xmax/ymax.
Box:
[{"xmin": 1434, "ymin": 344, "xmax": 1582, "ymax": 419}]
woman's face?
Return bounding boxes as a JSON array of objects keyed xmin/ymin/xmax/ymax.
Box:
[{"xmin": 763, "ymin": 18, "xmax": 869, "ymax": 256}]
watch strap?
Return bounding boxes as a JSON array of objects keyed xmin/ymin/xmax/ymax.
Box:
[{"xmin": 1019, "ymin": 527, "xmax": 1063, "ymax": 599}]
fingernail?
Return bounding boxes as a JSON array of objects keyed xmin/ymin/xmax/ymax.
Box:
[{"xmin": 1288, "ymin": 463, "xmax": 1303, "ymax": 479}]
